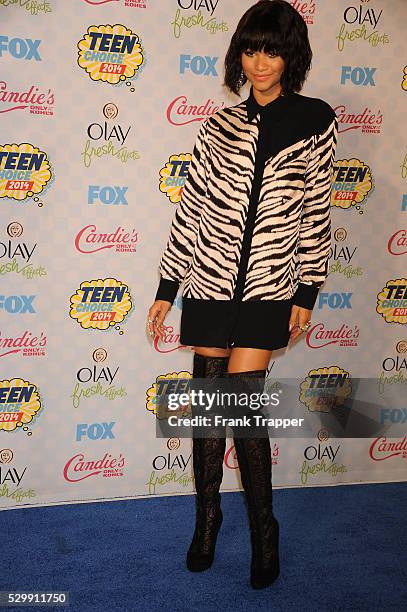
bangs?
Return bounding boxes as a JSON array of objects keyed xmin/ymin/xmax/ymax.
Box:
[{"xmin": 237, "ymin": 15, "xmax": 283, "ymax": 55}]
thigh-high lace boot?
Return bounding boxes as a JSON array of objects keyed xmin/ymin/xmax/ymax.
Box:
[
  {"xmin": 226, "ymin": 369, "xmax": 280, "ymax": 589},
  {"xmin": 186, "ymin": 352, "xmax": 228, "ymax": 572}
]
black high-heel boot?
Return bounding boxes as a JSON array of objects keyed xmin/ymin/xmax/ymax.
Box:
[
  {"xmin": 186, "ymin": 352, "xmax": 228, "ymax": 572},
  {"xmin": 226, "ymin": 369, "xmax": 280, "ymax": 589}
]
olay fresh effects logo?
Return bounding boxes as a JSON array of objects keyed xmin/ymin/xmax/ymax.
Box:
[
  {"xmin": 146, "ymin": 371, "xmax": 191, "ymax": 419},
  {"xmin": 171, "ymin": 1, "xmax": 228, "ymax": 39},
  {"xmin": 0, "ymin": 330, "xmax": 46, "ymax": 359},
  {"xmin": 329, "ymin": 228, "xmax": 363, "ymax": 279},
  {"xmin": 63, "ymin": 452, "xmax": 125, "ymax": 482},
  {"xmin": 82, "ymin": 104, "xmax": 140, "ymax": 168},
  {"xmin": 369, "ymin": 437, "xmax": 407, "ymax": 461},
  {"xmin": 291, "ymin": 0, "xmax": 315, "ymax": 25},
  {"xmin": 69, "ymin": 278, "xmax": 133, "ymax": 332},
  {"xmin": 71, "ymin": 348, "xmax": 126, "ymax": 409},
  {"xmin": 378, "ymin": 340, "xmax": 407, "ymax": 395},
  {"xmin": 331, "ymin": 159, "xmax": 374, "ymax": 212},
  {"xmin": 0, "ymin": 222, "xmax": 46, "ymax": 279},
  {"xmin": 0, "ymin": 378, "xmax": 43, "ymax": 434},
  {"xmin": 159, "ymin": 154, "xmax": 191, "ymax": 203},
  {"xmin": 0, "ymin": 82, "xmax": 55, "ymax": 116},
  {"xmin": 77, "ymin": 24, "xmax": 145, "ymax": 88},
  {"xmin": 0, "ymin": 449, "xmax": 35, "ymax": 505},
  {"xmin": 166, "ymin": 95, "xmax": 225, "ymax": 125},
  {"xmin": 0, "ymin": 36, "xmax": 41, "ymax": 60},
  {"xmin": 300, "ymin": 432, "xmax": 347, "ymax": 485},
  {"xmin": 376, "ymin": 279, "xmax": 407, "ymax": 325},
  {"xmin": 75, "ymin": 225, "xmax": 139, "ymax": 254},
  {"xmin": 0, "ymin": 1, "xmax": 52, "ymax": 16},
  {"xmin": 337, "ymin": 5, "xmax": 389, "ymax": 52},
  {"xmin": 299, "ymin": 367, "xmax": 352, "ymax": 413},
  {"xmin": 335, "ymin": 103, "xmax": 382, "ymax": 134},
  {"xmin": 388, "ymin": 230, "xmax": 407, "ymax": 256},
  {"xmin": 0, "ymin": 143, "xmax": 53, "ymax": 205},
  {"xmin": 82, "ymin": 0, "xmax": 147, "ymax": 7},
  {"xmin": 146, "ymin": 438, "xmax": 193, "ymax": 494}
]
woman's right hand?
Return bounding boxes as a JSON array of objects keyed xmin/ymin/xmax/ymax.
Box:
[{"xmin": 147, "ymin": 300, "xmax": 172, "ymax": 341}]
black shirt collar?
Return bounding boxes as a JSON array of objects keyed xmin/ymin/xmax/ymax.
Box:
[{"xmin": 245, "ymin": 86, "xmax": 294, "ymax": 122}]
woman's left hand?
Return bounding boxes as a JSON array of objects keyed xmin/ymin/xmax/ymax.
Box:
[{"xmin": 288, "ymin": 304, "xmax": 312, "ymax": 343}]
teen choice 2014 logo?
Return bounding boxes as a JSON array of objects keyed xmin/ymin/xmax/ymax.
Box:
[
  {"xmin": 331, "ymin": 158, "xmax": 374, "ymax": 213},
  {"xmin": 146, "ymin": 372, "xmax": 191, "ymax": 420},
  {"xmin": 376, "ymin": 279, "xmax": 407, "ymax": 325},
  {"xmin": 70, "ymin": 278, "xmax": 133, "ymax": 331},
  {"xmin": 159, "ymin": 154, "xmax": 191, "ymax": 204},
  {"xmin": 299, "ymin": 366, "xmax": 352, "ymax": 413},
  {"xmin": 0, "ymin": 378, "xmax": 43, "ymax": 433},
  {"xmin": 0, "ymin": 143, "xmax": 53, "ymax": 205},
  {"xmin": 77, "ymin": 24, "xmax": 145, "ymax": 88}
]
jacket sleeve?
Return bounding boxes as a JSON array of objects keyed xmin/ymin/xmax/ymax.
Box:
[
  {"xmin": 154, "ymin": 119, "xmax": 210, "ymax": 304},
  {"xmin": 292, "ymin": 113, "xmax": 338, "ymax": 310}
]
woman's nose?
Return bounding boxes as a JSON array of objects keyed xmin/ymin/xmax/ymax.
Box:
[{"xmin": 254, "ymin": 55, "xmax": 268, "ymax": 71}]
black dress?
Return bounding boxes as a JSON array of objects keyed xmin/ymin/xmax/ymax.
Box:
[{"xmin": 155, "ymin": 88, "xmax": 337, "ymax": 351}]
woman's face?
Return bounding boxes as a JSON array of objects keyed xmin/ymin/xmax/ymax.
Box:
[{"xmin": 241, "ymin": 49, "xmax": 285, "ymax": 96}]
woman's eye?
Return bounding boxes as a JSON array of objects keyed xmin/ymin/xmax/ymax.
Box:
[{"xmin": 244, "ymin": 50, "xmax": 254, "ymax": 56}]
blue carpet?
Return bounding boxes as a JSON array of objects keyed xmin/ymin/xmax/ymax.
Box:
[{"xmin": 1, "ymin": 482, "xmax": 406, "ymax": 612}]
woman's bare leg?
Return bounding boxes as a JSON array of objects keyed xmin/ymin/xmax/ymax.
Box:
[{"xmin": 227, "ymin": 347, "xmax": 273, "ymax": 372}]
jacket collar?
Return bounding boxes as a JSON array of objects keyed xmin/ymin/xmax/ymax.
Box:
[{"xmin": 245, "ymin": 86, "xmax": 294, "ymax": 122}]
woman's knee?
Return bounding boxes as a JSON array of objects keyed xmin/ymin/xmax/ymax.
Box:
[{"xmin": 193, "ymin": 346, "xmax": 231, "ymax": 358}]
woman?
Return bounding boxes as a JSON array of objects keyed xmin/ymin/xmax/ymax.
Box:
[{"xmin": 147, "ymin": 0, "xmax": 338, "ymax": 590}]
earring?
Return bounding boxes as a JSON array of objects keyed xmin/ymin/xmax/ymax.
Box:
[{"xmin": 237, "ymin": 70, "xmax": 245, "ymax": 89}]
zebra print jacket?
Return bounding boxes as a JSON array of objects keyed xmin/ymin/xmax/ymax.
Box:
[{"xmin": 155, "ymin": 90, "xmax": 338, "ymax": 310}]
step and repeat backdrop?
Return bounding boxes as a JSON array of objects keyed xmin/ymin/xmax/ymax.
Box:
[{"xmin": 0, "ymin": 0, "xmax": 406, "ymax": 511}]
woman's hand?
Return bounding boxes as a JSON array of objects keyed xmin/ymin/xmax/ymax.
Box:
[
  {"xmin": 288, "ymin": 304, "xmax": 312, "ymax": 343},
  {"xmin": 147, "ymin": 300, "xmax": 172, "ymax": 341}
]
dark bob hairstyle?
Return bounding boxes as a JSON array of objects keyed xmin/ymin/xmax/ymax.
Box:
[{"xmin": 224, "ymin": 0, "xmax": 312, "ymax": 96}]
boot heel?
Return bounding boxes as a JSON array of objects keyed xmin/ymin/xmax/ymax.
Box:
[{"xmin": 250, "ymin": 516, "xmax": 280, "ymax": 589}]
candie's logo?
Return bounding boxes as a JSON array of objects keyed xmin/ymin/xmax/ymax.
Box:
[
  {"xmin": 77, "ymin": 24, "xmax": 145, "ymax": 88},
  {"xmin": 70, "ymin": 278, "xmax": 133, "ymax": 331},
  {"xmin": 146, "ymin": 372, "xmax": 191, "ymax": 420},
  {"xmin": 294, "ymin": 1, "xmax": 315, "ymax": 25},
  {"xmin": 0, "ymin": 143, "xmax": 53, "ymax": 205},
  {"xmin": 376, "ymin": 279, "xmax": 407, "ymax": 324},
  {"xmin": 369, "ymin": 437, "xmax": 407, "ymax": 461},
  {"xmin": 166, "ymin": 95, "xmax": 225, "ymax": 126},
  {"xmin": 75, "ymin": 224, "xmax": 139, "ymax": 254},
  {"xmin": 331, "ymin": 158, "xmax": 374, "ymax": 213},
  {"xmin": 159, "ymin": 154, "xmax": 191, "ymax": 203},
  {"xmin": 299, "ymin": 366, "xmax": 352, "ymax": 413},
  {"xmin": 0, "ymin": 378, "xmax": 43, "ymax": 433},
  {"xmin": 0, "ymin": 82, "xmax": 55, "ymax": 116}
]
